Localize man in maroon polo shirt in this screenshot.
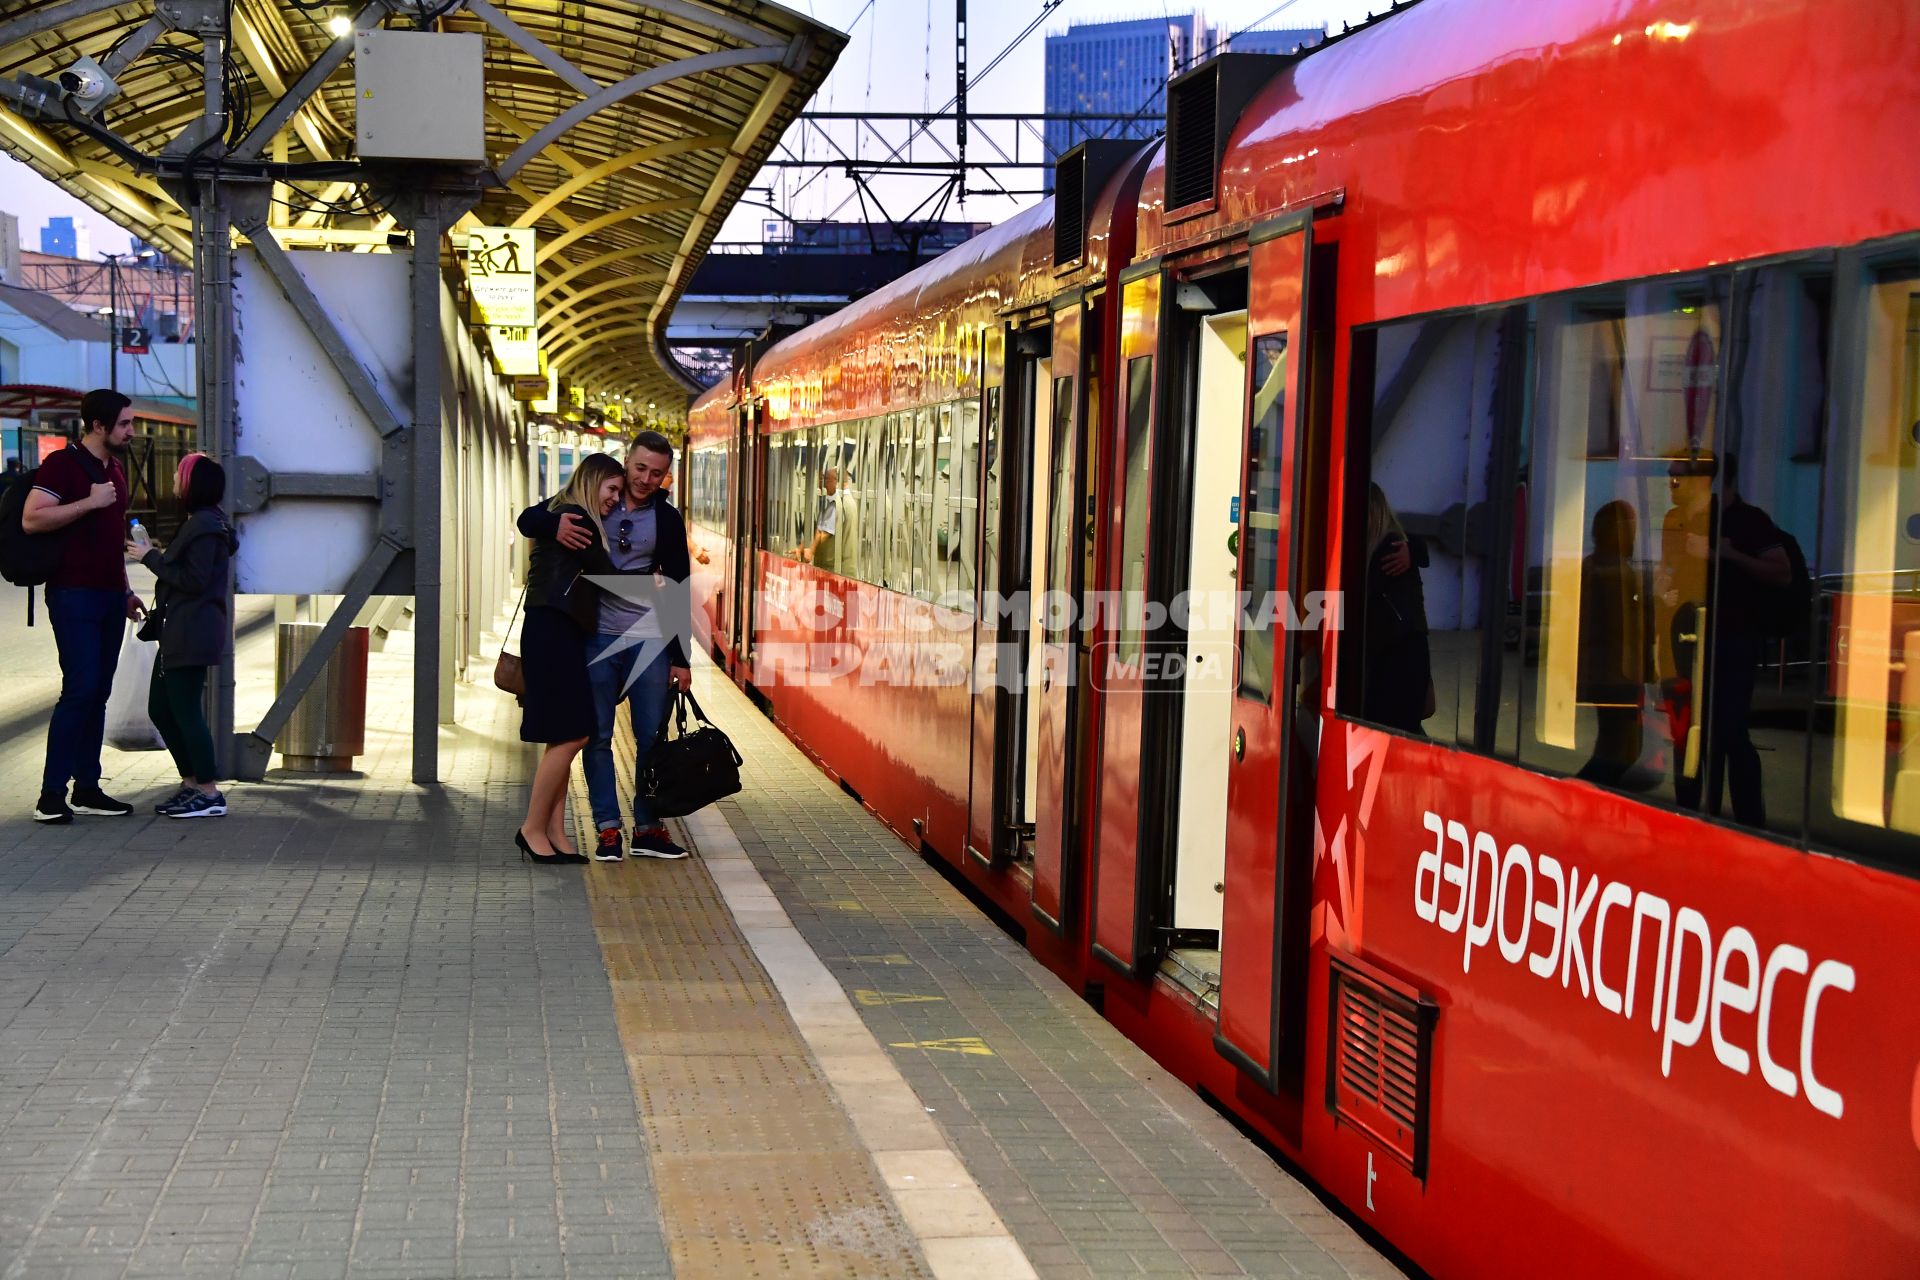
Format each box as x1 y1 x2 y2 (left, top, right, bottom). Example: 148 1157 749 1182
24 389 147 823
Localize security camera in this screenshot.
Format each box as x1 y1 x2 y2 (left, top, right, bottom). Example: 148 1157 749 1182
56 56 118 113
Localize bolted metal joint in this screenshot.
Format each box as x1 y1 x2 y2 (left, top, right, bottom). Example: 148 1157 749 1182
156 0 238 34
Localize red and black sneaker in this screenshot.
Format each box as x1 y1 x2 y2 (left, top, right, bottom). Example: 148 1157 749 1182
630 826 688 860
593 827 625 862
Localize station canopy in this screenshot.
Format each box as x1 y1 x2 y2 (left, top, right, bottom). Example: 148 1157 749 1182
0 1 845 407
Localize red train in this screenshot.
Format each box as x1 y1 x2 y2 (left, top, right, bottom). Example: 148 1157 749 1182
681 1 1920 1274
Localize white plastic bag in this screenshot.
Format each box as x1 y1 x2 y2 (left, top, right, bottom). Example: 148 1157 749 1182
105 622 164 751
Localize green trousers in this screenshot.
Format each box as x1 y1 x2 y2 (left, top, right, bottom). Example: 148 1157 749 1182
149 663 218 783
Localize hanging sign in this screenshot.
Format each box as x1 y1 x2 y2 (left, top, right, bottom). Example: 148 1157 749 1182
465 227 536 327
488 324 541 376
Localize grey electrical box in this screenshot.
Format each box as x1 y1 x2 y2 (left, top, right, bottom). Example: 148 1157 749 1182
354 30 485 163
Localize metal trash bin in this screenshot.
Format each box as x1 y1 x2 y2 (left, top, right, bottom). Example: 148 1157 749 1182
275 623 370 773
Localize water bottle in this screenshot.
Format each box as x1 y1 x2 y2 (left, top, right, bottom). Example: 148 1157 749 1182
130 519 150 552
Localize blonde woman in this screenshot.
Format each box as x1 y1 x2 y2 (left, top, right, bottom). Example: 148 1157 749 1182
516 452 624 864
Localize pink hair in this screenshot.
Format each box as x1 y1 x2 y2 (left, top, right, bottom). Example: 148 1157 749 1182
175 451 206 495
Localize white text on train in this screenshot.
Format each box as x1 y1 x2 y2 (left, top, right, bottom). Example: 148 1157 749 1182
1413 812 1855 1118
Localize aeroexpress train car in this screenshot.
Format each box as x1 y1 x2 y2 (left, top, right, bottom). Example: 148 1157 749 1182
681 0 1920 1273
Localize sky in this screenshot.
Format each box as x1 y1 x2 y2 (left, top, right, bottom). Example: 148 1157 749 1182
0 1 1381 257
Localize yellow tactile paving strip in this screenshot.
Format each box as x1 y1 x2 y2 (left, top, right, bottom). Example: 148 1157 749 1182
568 771 930 1279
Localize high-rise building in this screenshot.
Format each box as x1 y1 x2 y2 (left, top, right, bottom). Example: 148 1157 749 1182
38 215 90 260
1042 13 1324 191
1220 24 1328 58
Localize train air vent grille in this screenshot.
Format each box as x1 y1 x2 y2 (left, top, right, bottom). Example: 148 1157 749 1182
1166 66 1218 210
1054 150 1086 265
1327 957 1434 1178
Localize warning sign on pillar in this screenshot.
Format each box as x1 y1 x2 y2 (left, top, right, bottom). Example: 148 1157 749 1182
464 227 536 327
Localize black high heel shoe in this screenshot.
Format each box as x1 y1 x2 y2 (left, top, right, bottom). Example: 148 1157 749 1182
516 830 570 865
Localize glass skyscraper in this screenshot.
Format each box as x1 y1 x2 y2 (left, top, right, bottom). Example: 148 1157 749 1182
1042 13 1324 191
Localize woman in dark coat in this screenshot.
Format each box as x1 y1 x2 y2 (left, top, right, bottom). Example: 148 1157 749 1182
126 453 237 818
516 452 624 864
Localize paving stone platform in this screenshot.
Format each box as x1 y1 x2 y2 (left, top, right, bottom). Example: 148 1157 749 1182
0 577 1399 1280
685 666 1399 1280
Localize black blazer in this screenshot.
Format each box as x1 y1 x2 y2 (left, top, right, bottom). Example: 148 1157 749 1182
521 503 616 634
517 496 693 664
141 507 237 667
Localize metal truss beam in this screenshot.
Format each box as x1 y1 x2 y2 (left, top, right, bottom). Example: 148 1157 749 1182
496 44 794 181
231 0 385 162
535 240 680 298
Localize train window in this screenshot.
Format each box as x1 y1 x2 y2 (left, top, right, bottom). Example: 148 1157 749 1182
1813 248 1920 864
931 406 957 601
1517 274 1733 794
764 434 787 556
1237 333 1287 703
839 426 861 579
1045 375 1076 645
1117 355 1155 663
883 413 908 593
911 409 935 599
954 400 982 608
980 388 1002 608
860 420 880 585
812 424 841 573
1327 252 1920 871
1343 310 1517 743
792 428 817 554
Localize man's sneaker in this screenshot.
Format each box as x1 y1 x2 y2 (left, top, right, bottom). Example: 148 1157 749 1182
154 786 195 814
631 826 688 859
33 792 72 825
593 828 625 862
162 790 227 820
70 787 132 817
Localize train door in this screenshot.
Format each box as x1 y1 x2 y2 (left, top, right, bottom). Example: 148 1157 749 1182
1215 214 1329 1092
1167 296 1250 959
967 326 1017 869
1030 297 1083 930
1091 266 1164 971
733 401 760 671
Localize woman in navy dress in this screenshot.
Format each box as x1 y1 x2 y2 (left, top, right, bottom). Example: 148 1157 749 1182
517 452 624 864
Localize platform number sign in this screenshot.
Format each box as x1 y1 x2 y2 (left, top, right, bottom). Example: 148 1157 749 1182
465 227 536 328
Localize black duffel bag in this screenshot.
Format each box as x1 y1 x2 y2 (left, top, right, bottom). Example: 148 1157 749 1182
638 689 743 819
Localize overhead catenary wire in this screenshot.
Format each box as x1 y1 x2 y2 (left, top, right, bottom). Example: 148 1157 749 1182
799 0 1061 224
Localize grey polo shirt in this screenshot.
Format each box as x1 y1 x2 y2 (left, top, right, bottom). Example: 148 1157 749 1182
598 496 661 638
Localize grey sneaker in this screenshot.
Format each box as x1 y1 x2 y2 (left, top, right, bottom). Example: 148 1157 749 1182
162 790 227 820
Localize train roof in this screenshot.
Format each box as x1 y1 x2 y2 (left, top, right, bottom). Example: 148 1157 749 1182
1133 0 1920 310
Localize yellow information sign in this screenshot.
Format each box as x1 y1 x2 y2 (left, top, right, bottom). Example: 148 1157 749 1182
465 227 535 327
488 324 540 376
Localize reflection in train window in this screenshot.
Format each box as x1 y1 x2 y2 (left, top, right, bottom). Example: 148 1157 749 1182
1815 250 1920 865
1117 356 1154 663
1237 333 1287 704
1344 310 1513 745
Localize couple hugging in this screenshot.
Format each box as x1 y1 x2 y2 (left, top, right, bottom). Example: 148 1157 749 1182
514 431 695 865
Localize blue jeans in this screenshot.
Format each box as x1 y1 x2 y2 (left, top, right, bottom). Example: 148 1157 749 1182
44 587 126 795
583 635 674 832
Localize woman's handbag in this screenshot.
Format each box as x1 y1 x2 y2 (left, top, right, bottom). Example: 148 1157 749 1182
493 588 527 699
638 689 743 819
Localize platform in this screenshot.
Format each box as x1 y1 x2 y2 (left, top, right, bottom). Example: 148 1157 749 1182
0 580 1400 1279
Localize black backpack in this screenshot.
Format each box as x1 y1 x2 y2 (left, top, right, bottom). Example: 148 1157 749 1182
1755 528 1813 640
0 467 65 624
0 448 109 625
